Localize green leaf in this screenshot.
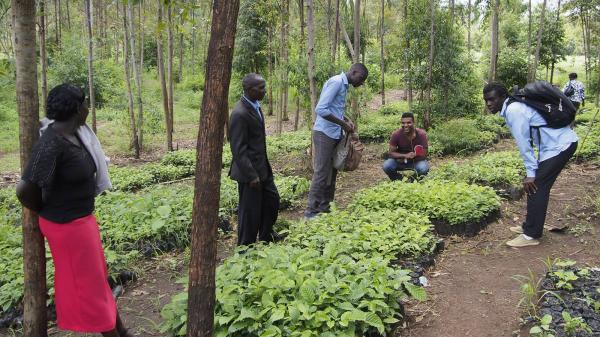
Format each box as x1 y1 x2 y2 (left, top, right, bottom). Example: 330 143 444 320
151 219 166 231
403 282 427 302
156 205 172 218
365 312 385 334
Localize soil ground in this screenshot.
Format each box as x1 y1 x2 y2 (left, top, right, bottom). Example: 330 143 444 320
3 89 599 337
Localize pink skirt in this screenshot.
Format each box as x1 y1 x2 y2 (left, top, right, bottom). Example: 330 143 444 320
39 214 117 333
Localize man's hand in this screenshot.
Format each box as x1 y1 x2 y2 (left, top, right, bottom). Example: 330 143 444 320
523 177 537 195
405 152 416 159
249 177 261 189
343 121 355 133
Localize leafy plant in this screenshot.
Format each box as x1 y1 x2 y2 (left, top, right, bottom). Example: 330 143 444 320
428 118 497 156
561 311 592 336
529 314 556 337
379 101 409 116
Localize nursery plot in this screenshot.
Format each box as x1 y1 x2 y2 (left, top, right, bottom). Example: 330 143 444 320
427 151 524 199
428 118 498 156
530 260 600 337
349 180 501 236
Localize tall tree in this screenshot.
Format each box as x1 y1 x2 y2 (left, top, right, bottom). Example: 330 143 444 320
380 0 385 105
489 0 499 82
157 0 173 151
122 0 140 158
186 1 240 336
295 0 305 131
39 0 48 114
404 0 412 108
12 1 47 336
280 0 290 126
425 0 436 129
167 3 175 136
527 0 532 69
529 0 547 82
85 0 97 133
306 0 317 121
353 0 361 61
127 1 144 149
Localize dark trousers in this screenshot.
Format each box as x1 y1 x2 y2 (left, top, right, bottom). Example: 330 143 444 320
305 131 340 217
523 142 577 238
237 178 280 246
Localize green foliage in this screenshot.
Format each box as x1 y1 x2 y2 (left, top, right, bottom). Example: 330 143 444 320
358 114 401 143
275 176 310 209
497 51 529 89
232 0 269 75
428 151 524 192
378 102 409 116
529 314 555 337
574 120 600 161
561 311 592 336
428 118 497 156
349 180 501 226
266 130 312 158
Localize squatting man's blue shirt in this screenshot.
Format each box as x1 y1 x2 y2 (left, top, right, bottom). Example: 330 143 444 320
500 98 579 178
312 72 349 140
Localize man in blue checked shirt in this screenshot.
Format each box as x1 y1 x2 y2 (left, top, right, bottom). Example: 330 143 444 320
304 63 368 219
563 72 585 111
483 82 578 248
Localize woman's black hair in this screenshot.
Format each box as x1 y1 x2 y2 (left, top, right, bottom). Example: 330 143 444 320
46 84 85 121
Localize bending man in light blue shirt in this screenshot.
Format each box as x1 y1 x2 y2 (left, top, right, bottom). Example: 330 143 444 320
304 63 368 219
483 82 578 248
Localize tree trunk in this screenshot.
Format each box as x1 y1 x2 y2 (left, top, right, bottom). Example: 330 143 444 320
281 0 289 123
191 5 197 75
140 2 145 83
549 0 560 85
178 16 184 82
353 0 360 62
127 2 144 150
306 0 317 121
85 0 96 133
122 1 139 158
157 0 172 151
340 18 355 61
425 0 435 130
39 0 48 114
467 0 471 54
65 0 70 29
489 0 499 82
53 0 60 46
404 0 412 108
596 45 600 107
529 0 547 82
332 0 340 64
167 4 175 135
267 27 274 117
526 0 532 70
186 1 240 336
380 0 385 106
294 94 300 131
12 1 47 336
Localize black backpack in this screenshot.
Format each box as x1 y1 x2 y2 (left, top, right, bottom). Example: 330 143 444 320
563 82 575 97
508 81 576 128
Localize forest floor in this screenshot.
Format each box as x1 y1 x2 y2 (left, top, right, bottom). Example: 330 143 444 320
5 89 600 337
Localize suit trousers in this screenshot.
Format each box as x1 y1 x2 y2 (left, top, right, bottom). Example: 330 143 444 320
523 142 577 238
305 131 340 217
237 178 280 246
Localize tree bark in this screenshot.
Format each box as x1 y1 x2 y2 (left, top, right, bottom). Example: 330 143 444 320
157 0 172 151
281 0 289 123
12 1 47 336
549 0 561 85
122 0 139 158
186 1 240 336
527 0 532 70
306 0 317 121
332 0 340 64
127 2 144 150
380 0 385 106
353 0 361 62
85 0 96 133
39 0 48 114
529 0 547 82
65 0 70 30
404 0 412 108
53 0 60 46
178 16 184 82
489 0 499 82
167 4 175 135
267 27 274 117
425 0 436 130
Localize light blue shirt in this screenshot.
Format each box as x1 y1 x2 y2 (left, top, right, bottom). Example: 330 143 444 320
242 95 263 121
313 72 349 140
500 99 578 178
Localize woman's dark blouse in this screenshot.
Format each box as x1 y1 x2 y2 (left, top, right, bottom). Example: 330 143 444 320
22 126 97 223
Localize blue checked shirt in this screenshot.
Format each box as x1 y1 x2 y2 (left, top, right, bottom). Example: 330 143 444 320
562 80 585 103
312 72 349 140
500 99 578 178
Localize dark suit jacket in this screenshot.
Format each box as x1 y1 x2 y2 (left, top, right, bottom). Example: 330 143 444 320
228 99 273 183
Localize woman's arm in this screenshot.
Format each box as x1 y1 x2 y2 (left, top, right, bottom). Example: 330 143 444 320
16 180 43 212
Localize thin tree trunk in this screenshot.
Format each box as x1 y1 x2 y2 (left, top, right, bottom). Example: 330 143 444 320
297 0 305 127
353 0 360 62
186 1 240 336
527 0 532 70
140 2 145 79
167 4 175 135
157 0 172 151
282 0 289 122
191 5 197 75
332 0 340 64
65 0 70 29
549 0 561 84
267 27 274 117
596 45 600 107
127 2 144 150
85 0 96 133
178 16 184 82
122 1 139 158
467 0 471 54
380 0 385 106
54 0 59 46
404 0 412 108
425 0 436 130
12 0 47 335
327 0 332 55
340 18 355 61
361 0 366 64
39 0 48 114
529 0 547 82
306 0 317 121
294 94 300 131
489 0 499 82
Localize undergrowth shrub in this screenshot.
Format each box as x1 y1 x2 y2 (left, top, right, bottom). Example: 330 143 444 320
379 101 408 116
574 122 600 162
428 118 497 156
428 151 524 193
358 114 400 143
349 180 501 226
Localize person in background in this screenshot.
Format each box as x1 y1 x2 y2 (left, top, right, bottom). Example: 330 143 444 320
483 82 578 248
382 112 429 181
229 73 281 246
304 63 368 219
563 72 585 111
16 84 133 337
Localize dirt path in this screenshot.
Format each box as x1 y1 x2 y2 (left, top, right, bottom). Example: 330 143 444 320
401 162 600 337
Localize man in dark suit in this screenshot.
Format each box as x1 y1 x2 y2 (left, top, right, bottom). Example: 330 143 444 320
229 73 280 246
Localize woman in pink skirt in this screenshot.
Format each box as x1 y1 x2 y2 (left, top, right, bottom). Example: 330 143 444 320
16 84 133 337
